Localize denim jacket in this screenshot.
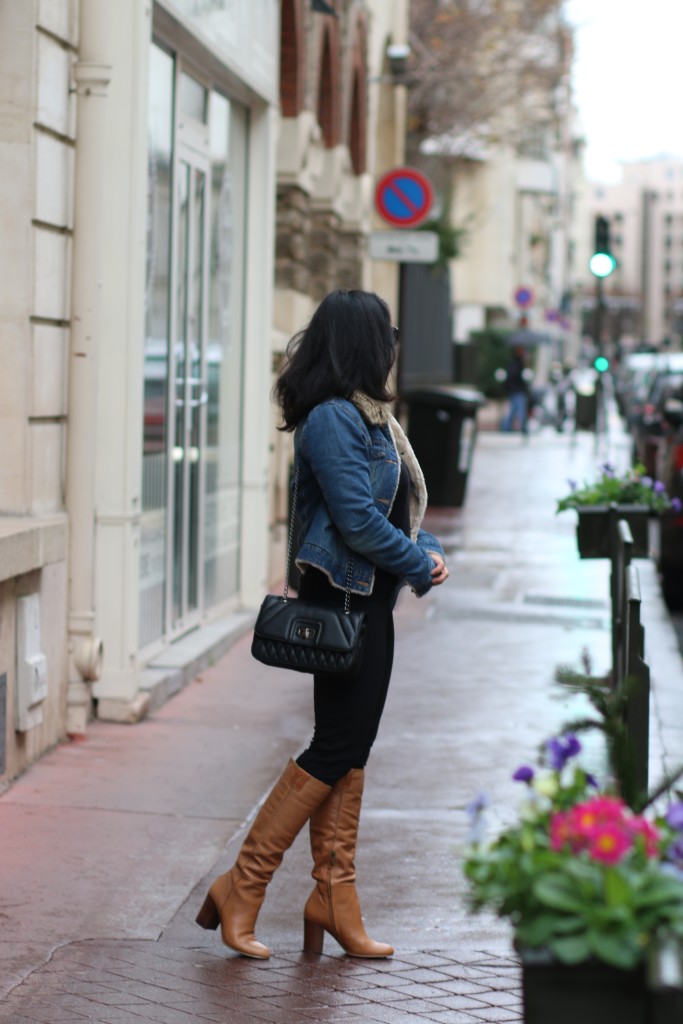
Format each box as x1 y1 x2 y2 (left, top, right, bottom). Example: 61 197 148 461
293 393 445 597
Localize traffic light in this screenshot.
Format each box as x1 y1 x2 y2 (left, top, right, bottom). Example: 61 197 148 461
593 355 610 373
595 215 610 253
589 215 617 278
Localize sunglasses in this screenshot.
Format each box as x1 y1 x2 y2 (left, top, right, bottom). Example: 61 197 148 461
391 326 400 344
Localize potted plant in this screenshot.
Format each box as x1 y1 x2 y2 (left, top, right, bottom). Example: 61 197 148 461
463 733 683 1023
556 462 681 559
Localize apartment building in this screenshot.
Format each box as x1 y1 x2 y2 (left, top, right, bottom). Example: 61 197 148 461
579 158 683 349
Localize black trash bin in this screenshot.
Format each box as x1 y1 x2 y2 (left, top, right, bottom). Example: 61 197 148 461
404 385 486 507
574 389 598 430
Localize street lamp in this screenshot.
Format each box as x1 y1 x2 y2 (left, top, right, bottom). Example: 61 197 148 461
368 43 412 86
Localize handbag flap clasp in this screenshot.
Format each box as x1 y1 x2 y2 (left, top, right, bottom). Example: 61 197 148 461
293 619 321 643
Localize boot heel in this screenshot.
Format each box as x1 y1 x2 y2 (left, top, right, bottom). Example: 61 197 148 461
303 918 325 954
195 893 219 931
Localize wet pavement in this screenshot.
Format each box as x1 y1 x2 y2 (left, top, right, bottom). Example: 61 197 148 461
1 417 682 1023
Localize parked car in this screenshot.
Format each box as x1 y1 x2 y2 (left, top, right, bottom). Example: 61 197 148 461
655 384 683 607
630 369 683 477
615 352 660 425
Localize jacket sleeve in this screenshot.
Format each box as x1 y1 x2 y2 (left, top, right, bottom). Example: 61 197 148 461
416 528 445 561
301 403 437 595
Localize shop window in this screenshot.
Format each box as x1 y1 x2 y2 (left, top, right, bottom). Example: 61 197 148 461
179 70 207 122
141 42 174 647
141 40 249 648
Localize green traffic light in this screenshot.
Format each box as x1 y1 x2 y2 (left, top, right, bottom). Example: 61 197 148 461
594 356 610 373
589 252 617 278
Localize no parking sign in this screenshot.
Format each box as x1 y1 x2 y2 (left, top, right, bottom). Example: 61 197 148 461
374 167 434 228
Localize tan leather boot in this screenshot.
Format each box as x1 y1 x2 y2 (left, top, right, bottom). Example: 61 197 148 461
303 768 394 958
196 758 331 959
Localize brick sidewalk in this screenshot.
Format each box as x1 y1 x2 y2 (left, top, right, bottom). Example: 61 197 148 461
3 426 682 1023
0 939 522 1024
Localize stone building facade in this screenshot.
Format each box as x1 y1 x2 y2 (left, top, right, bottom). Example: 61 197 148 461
0 0 411 789
269 0 411 577
0 0 280 784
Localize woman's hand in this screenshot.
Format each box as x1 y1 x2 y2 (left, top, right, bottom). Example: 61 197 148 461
428 552 449 586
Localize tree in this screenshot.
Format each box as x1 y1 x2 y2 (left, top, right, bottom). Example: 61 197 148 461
407 0 570 165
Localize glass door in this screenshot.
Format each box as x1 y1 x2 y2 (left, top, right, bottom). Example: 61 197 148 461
141 47 248 650
170 147 209 632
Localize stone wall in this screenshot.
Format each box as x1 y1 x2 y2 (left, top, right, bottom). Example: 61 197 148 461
276 186 365 299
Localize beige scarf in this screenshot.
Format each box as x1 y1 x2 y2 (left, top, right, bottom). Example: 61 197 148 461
350 392 428 540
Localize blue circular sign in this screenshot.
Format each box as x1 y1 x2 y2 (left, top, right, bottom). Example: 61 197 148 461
514 286 534 308
375 167 434 228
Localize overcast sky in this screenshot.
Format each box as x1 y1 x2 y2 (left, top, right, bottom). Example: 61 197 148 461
565 0 683 183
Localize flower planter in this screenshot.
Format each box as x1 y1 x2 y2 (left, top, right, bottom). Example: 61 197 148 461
521 948 683 1024
576 504 650 559
521 948 647 1024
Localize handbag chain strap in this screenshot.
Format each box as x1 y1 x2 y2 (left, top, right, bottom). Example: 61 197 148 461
283 458 353 615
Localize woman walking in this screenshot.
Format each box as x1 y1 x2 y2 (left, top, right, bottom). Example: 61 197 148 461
196 289 448 960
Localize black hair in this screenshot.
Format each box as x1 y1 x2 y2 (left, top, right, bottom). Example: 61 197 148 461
274 289 397 431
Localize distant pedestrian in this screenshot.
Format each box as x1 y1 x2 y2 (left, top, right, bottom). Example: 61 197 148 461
195 289 448 961
501 346 530 434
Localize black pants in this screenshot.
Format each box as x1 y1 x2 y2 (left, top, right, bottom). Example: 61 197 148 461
296 569 396 786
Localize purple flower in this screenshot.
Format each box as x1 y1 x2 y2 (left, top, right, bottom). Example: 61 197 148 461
546 733 582 771
666 802 683 831
567 479 577 492
564 734 581 758
601 462 616 477
641 476 653 489
654 480 667 494
661 861 683 880
466 792 490 844
672 497 683 514
466 792 490 821
585 773 599 789
666 835 683 865
512 765 534 783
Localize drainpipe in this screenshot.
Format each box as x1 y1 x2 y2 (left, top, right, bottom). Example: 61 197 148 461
65 0 111 736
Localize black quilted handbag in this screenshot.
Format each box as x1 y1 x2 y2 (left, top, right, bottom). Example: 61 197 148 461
251 461 367 678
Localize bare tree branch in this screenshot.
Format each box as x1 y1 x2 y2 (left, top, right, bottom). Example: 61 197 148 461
407 0 571 163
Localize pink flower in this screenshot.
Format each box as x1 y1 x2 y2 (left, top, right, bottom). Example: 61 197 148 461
587 824 632 864
568 797 626 844
578 796 626 823
548 795 660 865
550 811 573 852
626 817 660 858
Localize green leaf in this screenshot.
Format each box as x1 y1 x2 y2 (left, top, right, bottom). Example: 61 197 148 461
635 875 683 909
563 858 603 886
516 914 562 946
549 933 591 964
604 868 632 907
532 874 585 913
587 929 641 969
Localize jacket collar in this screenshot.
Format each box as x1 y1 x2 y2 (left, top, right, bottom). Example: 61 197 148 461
349 392 428 538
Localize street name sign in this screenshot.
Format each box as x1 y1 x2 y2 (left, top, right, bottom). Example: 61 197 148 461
369 230 439 263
